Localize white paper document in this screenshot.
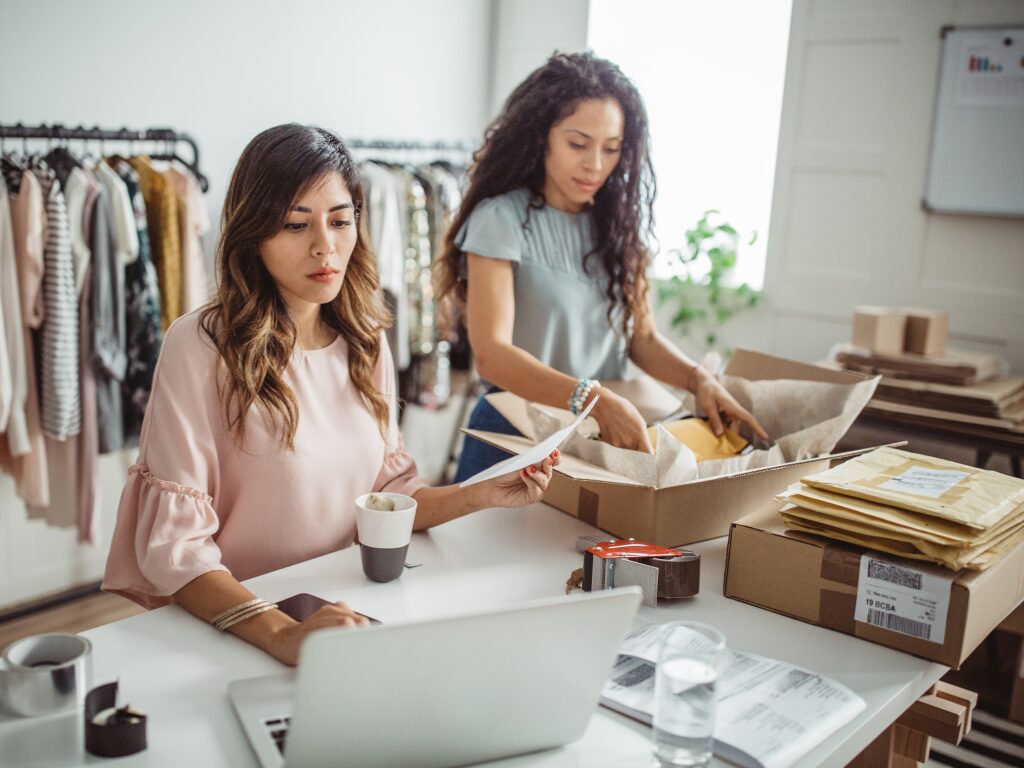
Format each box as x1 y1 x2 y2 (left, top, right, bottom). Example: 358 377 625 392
458 396 599 487
600 624 866 768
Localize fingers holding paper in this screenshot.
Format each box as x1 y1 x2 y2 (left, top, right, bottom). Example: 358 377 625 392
695 374 770 442
484 452 560 508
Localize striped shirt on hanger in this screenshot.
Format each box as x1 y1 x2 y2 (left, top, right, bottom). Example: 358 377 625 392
32 160 81 440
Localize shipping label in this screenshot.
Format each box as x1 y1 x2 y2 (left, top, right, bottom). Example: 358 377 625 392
854 556 953 644
879 467 969 499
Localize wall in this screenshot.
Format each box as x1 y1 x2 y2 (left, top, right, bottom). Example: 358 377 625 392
0 0 494 609
762 0 1024 369
488 0 590 118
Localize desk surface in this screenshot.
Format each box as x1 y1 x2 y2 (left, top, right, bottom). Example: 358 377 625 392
0 503 947 768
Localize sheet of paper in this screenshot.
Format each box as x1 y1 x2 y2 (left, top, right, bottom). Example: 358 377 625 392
601 623 866 768
458 396 599 487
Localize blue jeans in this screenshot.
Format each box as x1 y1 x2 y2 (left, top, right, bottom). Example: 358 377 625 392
454 389 523 483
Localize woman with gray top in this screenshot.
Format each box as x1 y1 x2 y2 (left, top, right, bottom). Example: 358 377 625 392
435 51 768 483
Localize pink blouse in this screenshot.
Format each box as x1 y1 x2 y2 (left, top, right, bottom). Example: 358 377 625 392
103 310 427 608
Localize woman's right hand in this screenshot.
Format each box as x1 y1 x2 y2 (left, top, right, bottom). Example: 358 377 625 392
592 389 653 453
267 602 370 666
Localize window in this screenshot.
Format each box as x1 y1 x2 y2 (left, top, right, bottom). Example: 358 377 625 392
588 0 792 289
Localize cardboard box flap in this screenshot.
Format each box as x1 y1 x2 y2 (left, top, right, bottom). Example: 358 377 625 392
461 428 646 486
726 348 868 386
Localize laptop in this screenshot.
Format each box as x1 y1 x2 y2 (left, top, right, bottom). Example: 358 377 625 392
228 588 641 768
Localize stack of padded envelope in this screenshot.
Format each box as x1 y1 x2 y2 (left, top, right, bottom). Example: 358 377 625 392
775 446 1024 571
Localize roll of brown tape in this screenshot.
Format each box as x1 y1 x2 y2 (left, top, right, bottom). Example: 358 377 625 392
651 550 701 598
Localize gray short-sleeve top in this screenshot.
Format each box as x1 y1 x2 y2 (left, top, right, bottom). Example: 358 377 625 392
455 188 629 380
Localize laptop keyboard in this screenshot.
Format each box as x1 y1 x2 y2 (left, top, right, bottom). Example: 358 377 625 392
263 715 292 755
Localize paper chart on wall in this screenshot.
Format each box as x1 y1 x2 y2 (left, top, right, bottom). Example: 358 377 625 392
457 396 599 487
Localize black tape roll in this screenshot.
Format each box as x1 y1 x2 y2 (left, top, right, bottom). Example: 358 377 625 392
84 681 147 757
650 550 701 598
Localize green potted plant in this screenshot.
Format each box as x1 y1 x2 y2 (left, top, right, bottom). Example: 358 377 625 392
655 209 762 350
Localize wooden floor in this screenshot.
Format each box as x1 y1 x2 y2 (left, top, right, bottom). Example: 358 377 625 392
0 590 144 651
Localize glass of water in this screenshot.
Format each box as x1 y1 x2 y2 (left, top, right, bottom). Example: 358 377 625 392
653 621 727 767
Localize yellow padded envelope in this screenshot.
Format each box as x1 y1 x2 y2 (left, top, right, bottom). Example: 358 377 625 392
647 418 748 461
800 446 1024 530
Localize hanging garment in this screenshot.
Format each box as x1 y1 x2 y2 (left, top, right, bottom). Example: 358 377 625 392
31 160 81 440
131 157 181 331
63 168 92 295
0 166 49 508
360 161 409 371
94 160 137 266
0 181 19 435
89 180 126 454
165 163 210 313
110 159 162 443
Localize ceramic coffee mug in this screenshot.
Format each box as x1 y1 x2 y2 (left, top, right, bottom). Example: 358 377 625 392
355 492 417 583
0 633 92 717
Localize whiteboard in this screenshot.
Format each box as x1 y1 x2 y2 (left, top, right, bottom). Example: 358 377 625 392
924 26 1024 217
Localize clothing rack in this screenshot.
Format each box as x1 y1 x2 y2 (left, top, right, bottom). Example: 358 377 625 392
346 138 476 155
0 121 209 191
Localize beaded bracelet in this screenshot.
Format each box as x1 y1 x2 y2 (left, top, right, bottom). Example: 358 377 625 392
568 378 600 415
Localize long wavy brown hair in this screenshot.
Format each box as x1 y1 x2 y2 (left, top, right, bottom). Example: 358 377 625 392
199 124 391 450
435 51 656 336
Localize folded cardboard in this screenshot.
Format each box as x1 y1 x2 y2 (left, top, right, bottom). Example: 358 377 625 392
724 504 1024 668
465 349 878 546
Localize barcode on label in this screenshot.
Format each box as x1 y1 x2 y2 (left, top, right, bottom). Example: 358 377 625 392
613 661 655 688
867 561 922 590
866 609 932 640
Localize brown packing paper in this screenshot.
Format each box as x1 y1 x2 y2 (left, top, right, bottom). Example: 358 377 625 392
801 446 1024 530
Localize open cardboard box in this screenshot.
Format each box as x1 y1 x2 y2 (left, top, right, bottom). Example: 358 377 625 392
724 504 1024 668
464 349 880 546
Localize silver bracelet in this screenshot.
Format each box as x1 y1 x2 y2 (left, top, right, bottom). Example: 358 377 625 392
217 602 278 632
210 598 267 630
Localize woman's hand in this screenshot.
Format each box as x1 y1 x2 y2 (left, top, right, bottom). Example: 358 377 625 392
693 369 769 441
477 452 559 508
593 389 653 453
267 602 370 666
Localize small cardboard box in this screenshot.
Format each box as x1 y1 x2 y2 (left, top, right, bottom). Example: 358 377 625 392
904 309 949 357
465 349 875 546
853 306 907 354
724 505 1024 668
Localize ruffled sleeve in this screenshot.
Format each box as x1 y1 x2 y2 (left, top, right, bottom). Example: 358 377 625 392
370 333 429 499
103 313 228 608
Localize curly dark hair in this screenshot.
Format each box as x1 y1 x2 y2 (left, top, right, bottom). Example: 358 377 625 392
435 50 656 337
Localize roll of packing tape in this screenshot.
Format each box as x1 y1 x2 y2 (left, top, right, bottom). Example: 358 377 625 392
84 681 147 757
651 550 701 598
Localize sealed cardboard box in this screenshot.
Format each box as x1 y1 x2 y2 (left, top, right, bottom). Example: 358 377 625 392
724 504 1024 668
904 309 949 357
853 306 907 355
465 349 877 546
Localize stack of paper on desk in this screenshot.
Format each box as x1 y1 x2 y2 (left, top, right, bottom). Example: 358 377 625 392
775 446 1024 571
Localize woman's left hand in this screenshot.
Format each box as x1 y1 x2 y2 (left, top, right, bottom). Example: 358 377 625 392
478 451 560 508
694 371 770 442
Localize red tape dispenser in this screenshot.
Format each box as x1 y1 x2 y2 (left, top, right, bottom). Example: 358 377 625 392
576 536 700 607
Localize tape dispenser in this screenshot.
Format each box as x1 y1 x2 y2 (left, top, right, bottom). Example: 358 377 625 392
574 536 700 607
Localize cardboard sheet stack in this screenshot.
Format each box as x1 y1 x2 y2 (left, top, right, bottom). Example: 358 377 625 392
776 446 1024 571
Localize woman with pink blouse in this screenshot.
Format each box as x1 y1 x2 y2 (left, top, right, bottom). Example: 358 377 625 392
103 124 557 666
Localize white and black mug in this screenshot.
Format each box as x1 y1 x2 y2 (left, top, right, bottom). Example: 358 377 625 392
0 633 92 717
355 492 417 583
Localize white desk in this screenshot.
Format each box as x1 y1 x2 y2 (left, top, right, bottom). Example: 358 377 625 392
0 502 947 767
